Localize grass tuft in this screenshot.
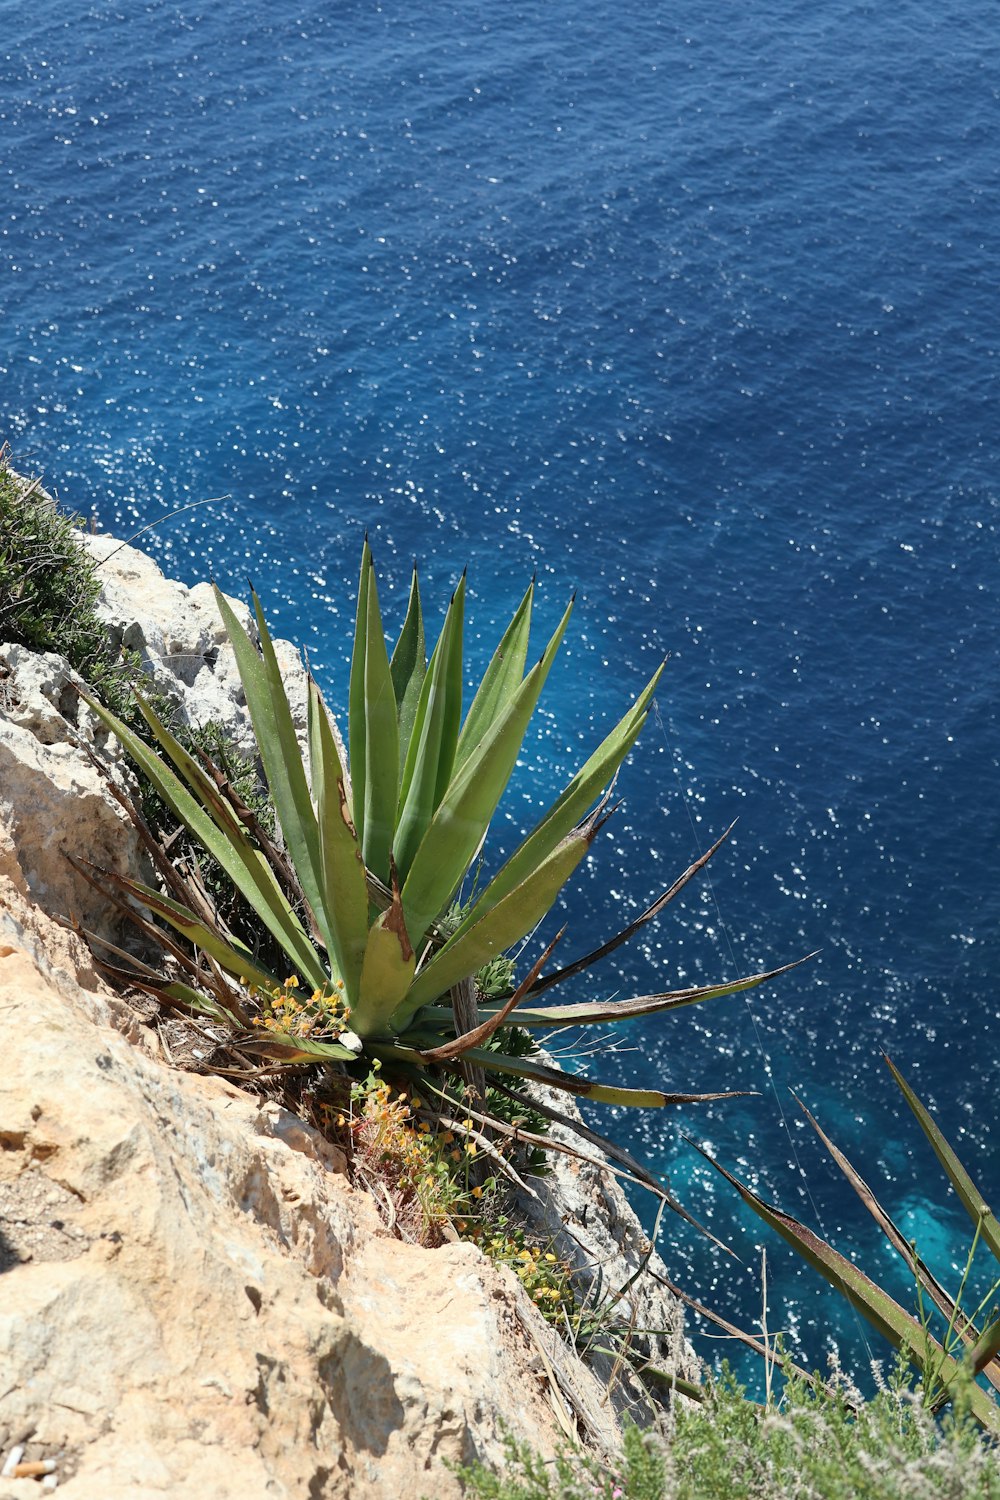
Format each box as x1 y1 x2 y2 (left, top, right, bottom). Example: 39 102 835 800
453 1360 1000 1499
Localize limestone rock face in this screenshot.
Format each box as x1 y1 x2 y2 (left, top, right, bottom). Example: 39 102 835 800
515 1088 700 1416
79 534 310 759
0 886 606 1499
0 644 147 947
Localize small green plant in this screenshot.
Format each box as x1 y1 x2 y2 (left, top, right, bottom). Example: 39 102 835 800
0 452 223 754
0 455 104 668
0 452 140 719
321 1066 578 1317
472 1222 576 1319
452 1360 1000 1500
699 1057 1000 1432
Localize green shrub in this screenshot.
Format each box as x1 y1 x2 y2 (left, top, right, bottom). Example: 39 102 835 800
453 1363 1000 1500
0 452 163 726
0 456 109 681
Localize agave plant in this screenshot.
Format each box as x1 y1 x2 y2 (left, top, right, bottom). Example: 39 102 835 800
697 1056 1000 1432
80 543 797 1126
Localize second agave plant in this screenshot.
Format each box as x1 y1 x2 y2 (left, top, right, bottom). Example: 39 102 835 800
82 543 798 1119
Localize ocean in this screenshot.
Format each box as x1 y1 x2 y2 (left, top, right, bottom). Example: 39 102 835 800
5 0 1000 1385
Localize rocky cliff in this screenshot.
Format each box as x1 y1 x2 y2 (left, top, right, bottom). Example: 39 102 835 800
0 529 692 1497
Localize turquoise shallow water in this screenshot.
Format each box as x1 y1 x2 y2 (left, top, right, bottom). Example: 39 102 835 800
5 0 1000 1382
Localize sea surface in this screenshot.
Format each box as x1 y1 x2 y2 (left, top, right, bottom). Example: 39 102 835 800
5 0 1000 1387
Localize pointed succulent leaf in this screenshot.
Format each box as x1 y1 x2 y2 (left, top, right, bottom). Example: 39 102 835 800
81 688 327 989
693 1142 1000 1434
309 679 369 1003
793 1092 993 1374
240 1030 364 1064
416 928 561 1062
886 1055 1000 1265
401 597 573 950
214 584 339 966
389 565 427 775
130 689 250 845
447 662 664 946
348 542 373 838
161 980 241 1025
93 868 285 994
393 575 466 880
453 578 534 770
528 822 736 997
358 560 401 884
499 957 811 1028
394 827 592 1024
459 1047 745 1108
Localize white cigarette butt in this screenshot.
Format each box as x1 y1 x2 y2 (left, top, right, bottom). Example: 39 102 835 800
1 1444 24 1478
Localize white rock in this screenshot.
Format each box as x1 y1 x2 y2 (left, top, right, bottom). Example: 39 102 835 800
79 534 311 759
0 645 147 948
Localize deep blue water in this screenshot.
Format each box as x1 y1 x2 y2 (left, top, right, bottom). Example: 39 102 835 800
5 0 1000 1386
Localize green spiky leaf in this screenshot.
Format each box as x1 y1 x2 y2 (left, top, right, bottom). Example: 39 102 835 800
447 662 664 946
395 825 593 1024
355 875 416 1039
81 687 327 990
499 957 810 1028
695 1141 1000 1435
389 565 427 775
886 1055 1000 1265
401 597 573 949
213 585 340 974
393 575 466 880
453 578 534 770
460 1047 747 1109
308 678 369 1003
